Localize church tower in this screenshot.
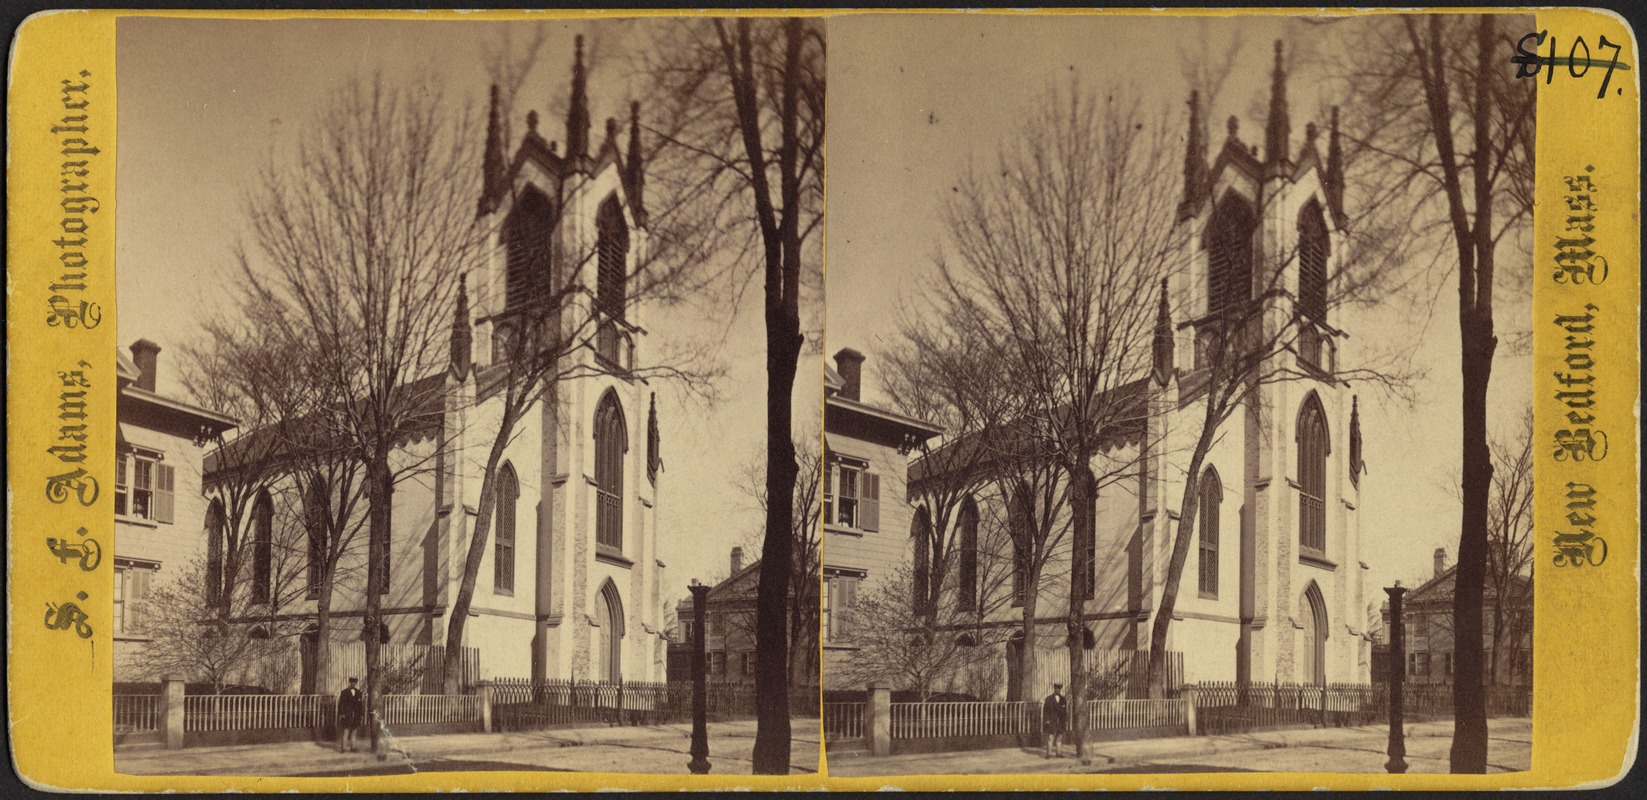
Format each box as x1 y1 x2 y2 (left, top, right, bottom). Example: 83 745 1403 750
443 33 667 684
1158 40 1370 686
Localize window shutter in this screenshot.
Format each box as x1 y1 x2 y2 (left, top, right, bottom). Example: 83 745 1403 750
154 464 175 524
822 464 834 525
838 578 857 636
858 474 880 532
129 569 152 631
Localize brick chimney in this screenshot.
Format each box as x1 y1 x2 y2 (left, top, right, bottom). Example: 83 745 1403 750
1434 547 1447 579
130 339 161 392
730 546 743 576
834 348 865 401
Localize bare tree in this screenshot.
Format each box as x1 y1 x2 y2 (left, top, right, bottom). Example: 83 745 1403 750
1485 410 1533 686
931 78 1184 756
730 435 823 689
833 562 1006 703
640 18 824 774
237 73 485 755
1337 15 1535 772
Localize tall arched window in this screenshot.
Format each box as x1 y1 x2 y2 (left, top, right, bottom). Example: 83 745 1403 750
595 195 629 321
304 481 328 599
1301 582 1328 685
495 462 518 593
1297 393 1330 556
1197 468 1222 599
1207 192 1256 314
206 498 225 607
251 491 273 604
1009 482 1031 607
597 580 625 682
1297 199 1330 321
503 186 555 312
912 507 932 616
594 391 628 554
958 497 980 613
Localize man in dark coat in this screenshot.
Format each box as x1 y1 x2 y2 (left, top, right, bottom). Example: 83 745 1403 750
1042 683 1068 758
337 677 365 753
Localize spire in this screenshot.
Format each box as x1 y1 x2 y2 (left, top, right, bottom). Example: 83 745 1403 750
1152 278 1174 386
450 274 472 379
1264 40 1291 168
1325 106 1346 220
1178 90 1209 220
626 100 647 221
565 34 590 161
479 85 506 216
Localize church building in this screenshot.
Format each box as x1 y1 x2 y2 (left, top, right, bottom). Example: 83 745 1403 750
910 42 1375 698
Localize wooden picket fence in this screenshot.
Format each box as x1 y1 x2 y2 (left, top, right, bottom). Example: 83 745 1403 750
184 694 335 732
1081 698 1189 732
490 678 812 732
1190 681 1534 735
823 702 865 742
886 698 1187 741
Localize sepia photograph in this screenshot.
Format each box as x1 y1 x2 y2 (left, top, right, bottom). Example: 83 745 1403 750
821 13 1534 776
110 16 824 777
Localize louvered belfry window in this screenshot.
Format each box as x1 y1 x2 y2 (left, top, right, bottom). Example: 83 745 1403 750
1207 194 1256 315
596 196 629 322
1298 201 1330 322
594 392 628 554
504 187 555 312
1297 395 1329 556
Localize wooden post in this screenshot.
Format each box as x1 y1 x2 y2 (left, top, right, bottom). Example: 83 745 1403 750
479 680 493 733
161 678 185 749
867 683 892 757
1183 685 1198 736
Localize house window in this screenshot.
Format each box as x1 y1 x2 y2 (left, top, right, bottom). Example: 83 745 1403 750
710 651 725 676
1207 193 1256 315
958 498 979 612
741 652 753 676
115 453 173 523
824 573 858 641
1297 199 1330 323
495 462 518 594
114 563 155 636
1444 652 1453 677
1297 393 1329 557
1415 652 1431 677
251 491 273 604
594 392 628 555
1198 468 1222 599
825 459 879 531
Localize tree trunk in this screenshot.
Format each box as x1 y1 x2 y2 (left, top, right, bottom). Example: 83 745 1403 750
1065 462 1096 757
363 456 393 756
444 432 509 694
1450 312 1494 772
1148 413 1219 690
314 572 334 696
753 319 802 773
1018 590 1039 702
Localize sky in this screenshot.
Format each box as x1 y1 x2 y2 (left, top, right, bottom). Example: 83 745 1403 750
114 16 821 607
825 14 1534 597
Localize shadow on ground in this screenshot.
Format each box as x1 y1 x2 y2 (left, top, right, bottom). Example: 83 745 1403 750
295 759 573 777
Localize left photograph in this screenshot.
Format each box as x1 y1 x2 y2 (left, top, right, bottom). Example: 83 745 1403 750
112 16 824 777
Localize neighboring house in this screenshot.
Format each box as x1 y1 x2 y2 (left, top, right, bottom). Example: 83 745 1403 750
821 350 943 689
896 46 1376 699
202 40 671 690
1376 548 1532 686
667 547 819 689
114 340 238 682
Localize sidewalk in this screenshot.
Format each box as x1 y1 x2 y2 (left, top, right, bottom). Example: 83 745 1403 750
825 718 1533 776
115 718 823 777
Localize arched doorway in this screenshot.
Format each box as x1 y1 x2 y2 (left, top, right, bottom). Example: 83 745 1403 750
1005 632 1025 701
597 580 625 683
1301 582 1328 685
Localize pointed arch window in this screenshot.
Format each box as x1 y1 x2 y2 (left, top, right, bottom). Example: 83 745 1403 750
495 462 518 594
594 392 628 554
1207 193 1256 315
1197 468 1223 599
1297 394 1330 557
503 186 556 313
596 195 629 321
206 498 225 607
304 481 328 599
912 507 932 617
251 491 274 604
958 497 980 613
1297 200 1330 322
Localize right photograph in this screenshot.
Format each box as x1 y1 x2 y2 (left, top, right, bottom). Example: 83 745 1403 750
821 13 1534 776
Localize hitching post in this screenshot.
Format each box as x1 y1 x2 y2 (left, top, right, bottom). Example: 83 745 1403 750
687 582 711 774
1385 584 1409 774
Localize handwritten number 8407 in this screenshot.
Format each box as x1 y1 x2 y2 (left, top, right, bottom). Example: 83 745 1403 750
1513 32 1631 99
